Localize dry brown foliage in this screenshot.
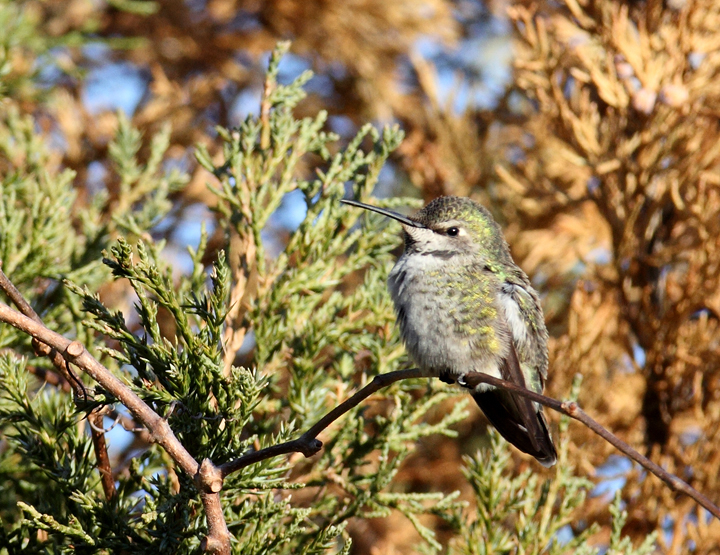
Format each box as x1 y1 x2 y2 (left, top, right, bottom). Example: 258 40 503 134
15 0 720 552
495 2 720 551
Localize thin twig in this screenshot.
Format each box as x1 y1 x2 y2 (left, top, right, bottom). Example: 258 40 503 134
0 266 38 319
219 368 424 477
0 268 84 397
459 371 720 521
89 410 117 500
222 363 720 522
108 407 153 436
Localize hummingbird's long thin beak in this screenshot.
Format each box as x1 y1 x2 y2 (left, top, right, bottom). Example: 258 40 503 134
341 199 426 228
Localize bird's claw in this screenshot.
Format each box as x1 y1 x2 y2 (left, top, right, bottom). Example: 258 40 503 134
456 374 470 389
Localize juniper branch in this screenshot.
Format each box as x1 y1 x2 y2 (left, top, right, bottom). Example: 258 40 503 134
4 261 716 537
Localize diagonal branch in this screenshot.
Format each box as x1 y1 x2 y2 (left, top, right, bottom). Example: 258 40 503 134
0 268 85 397
0 302 201 477
0 268 115 499
219 368 424 477
458 371 720 521
0 300 230 554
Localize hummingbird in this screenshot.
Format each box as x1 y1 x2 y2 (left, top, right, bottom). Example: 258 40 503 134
342 196 557 467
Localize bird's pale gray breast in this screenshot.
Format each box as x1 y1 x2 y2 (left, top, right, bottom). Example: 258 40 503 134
388 254 507 381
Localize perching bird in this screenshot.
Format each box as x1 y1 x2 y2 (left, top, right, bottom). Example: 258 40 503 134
342 196 557 466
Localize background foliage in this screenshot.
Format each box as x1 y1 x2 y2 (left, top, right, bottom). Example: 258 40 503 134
0 0 718 553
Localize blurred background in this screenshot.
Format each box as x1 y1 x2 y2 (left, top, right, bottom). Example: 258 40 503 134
5 0 720 552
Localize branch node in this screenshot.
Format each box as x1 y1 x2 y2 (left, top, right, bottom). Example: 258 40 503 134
66 341 84 359
32 338 52 357
298 438 323 457
201 535 226 555
197 458 224 493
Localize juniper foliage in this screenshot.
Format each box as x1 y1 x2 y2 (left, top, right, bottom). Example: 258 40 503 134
0 39 655 554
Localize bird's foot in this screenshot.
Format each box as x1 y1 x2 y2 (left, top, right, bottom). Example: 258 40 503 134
456 374 470 389
438 370 456 385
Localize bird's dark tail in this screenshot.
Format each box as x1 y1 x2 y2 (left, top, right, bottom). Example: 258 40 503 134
472 389 557 467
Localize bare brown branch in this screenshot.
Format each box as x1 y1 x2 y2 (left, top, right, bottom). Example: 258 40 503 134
198 459 230 555
219 368 424 477
0 267 39 321
200 491 231 555
220 361 720 523
88 410 117 500
0 268 84 397
459 371 720 521
219 359 720 524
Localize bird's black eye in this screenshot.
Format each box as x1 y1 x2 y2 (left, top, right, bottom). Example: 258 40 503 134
446 227 460 237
